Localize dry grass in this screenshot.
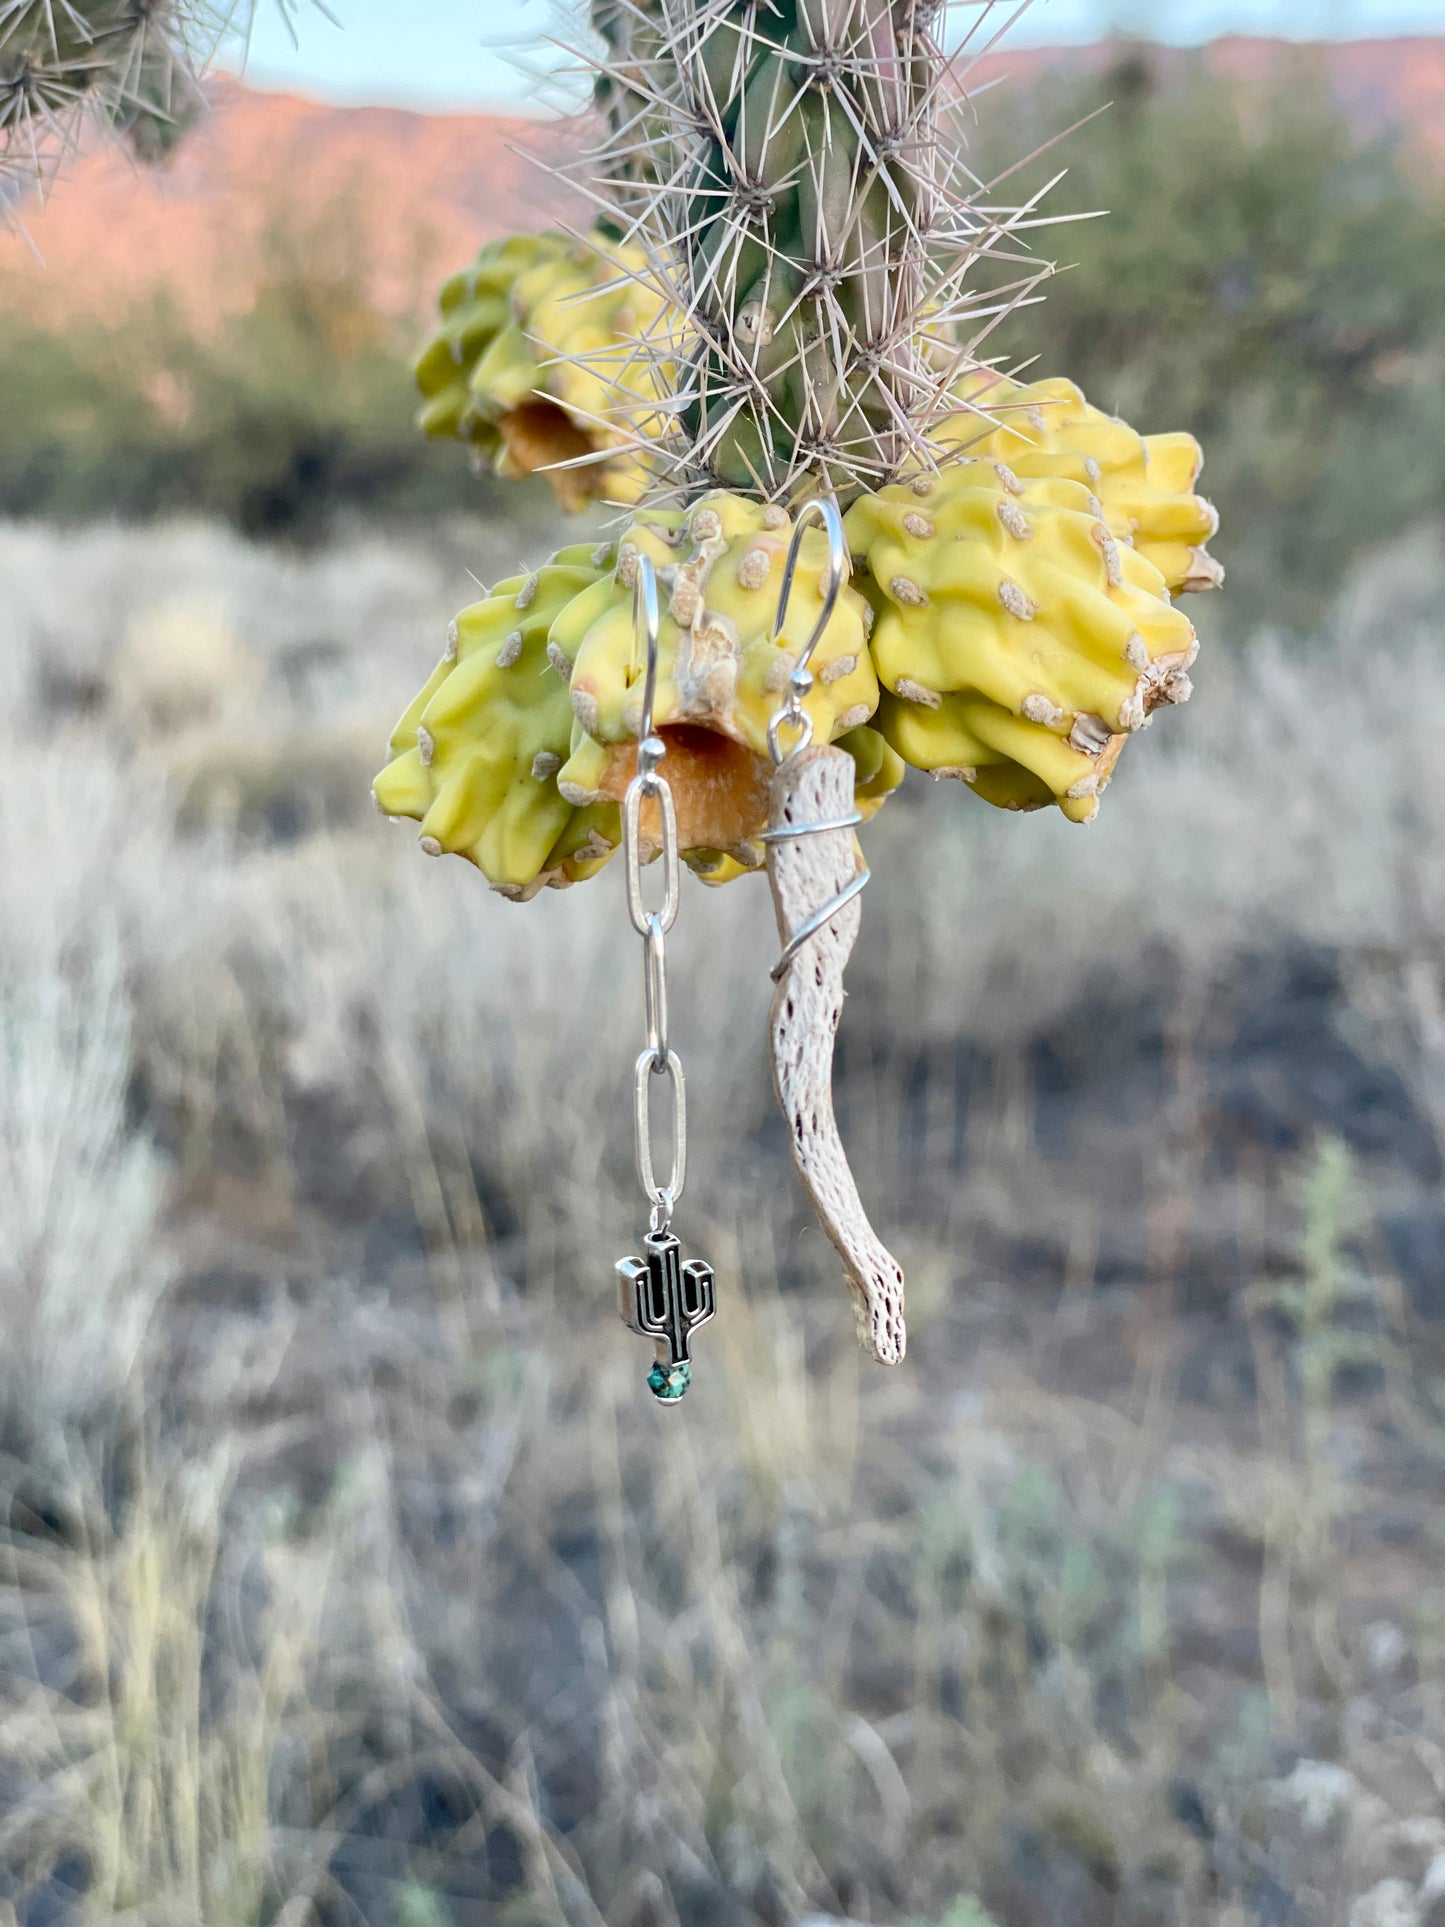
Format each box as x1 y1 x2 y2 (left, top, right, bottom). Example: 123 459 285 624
0 1442 330 1926
0 516 1442 1926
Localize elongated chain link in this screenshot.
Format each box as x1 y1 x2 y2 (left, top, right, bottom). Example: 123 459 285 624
623 554 686 1233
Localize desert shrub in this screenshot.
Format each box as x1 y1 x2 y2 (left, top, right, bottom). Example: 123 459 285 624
5 47 1444 623
0 190 540 540
971 43 1445 628
1 517 1444 1922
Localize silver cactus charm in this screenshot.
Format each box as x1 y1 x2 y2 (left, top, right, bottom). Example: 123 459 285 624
617 1229 716 1403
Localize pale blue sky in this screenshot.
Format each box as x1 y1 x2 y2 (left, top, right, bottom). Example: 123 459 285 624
232 0 1445 109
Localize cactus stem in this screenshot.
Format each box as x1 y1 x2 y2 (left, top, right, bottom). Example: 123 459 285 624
534 0 1072 502
2 0 262 206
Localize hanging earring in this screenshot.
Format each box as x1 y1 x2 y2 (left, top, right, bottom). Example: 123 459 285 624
614 552 716 1403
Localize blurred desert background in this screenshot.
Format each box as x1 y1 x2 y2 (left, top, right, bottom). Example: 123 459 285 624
2 16 1445 1927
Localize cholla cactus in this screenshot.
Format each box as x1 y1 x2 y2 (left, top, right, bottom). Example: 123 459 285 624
589 0 670 218
847 463 1200 823
373 543 624 897
614 0 992 496
373 504 905 890
379 2 1227 1375
413 230 672 510
931 372 1223 596
384 0 1222 891
0 0 282 203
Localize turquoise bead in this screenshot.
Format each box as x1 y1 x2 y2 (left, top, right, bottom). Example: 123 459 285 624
647 1359 692 1401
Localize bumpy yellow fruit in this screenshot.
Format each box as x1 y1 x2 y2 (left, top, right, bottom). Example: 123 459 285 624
412 230 671 511
413 234 551 456
547 494 888 873
933 376 1222 596
373 544 622 897
845 464 1200 825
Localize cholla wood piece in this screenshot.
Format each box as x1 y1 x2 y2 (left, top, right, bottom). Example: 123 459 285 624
766 743 905 1364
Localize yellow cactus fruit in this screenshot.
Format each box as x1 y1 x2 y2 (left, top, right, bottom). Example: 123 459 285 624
413 229 672 512
845 464 1200 826
838 724 907 821
412 234 556 456
932 376 1223 597
546 494 884 874
373 543 622 898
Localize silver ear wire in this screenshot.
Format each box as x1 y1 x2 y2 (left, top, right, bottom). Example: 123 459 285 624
632 550 663 773
760 496 868 978
767 494 850 767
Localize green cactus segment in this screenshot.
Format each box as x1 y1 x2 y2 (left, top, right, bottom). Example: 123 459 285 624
845 466 1201 824
650 0 945 499
413 229 671 510
1 0 225 195
545 491 883 873
837 722 905 813
936 375 1224 597
413 236 551 453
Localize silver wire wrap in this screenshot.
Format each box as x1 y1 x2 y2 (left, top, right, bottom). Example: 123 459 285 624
622 553 686 1234
762 495 871 981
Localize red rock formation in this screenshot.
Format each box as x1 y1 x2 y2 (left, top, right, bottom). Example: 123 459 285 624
2 40 1438 331
0 80 583 330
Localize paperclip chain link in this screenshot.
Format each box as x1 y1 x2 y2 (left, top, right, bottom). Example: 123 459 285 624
623 554 686 1233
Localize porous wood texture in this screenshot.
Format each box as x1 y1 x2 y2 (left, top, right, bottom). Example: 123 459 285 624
767 743 905 1364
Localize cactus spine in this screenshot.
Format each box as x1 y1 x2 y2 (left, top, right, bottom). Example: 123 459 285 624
589 0 671 225
620 0 969 500
0 0 250 200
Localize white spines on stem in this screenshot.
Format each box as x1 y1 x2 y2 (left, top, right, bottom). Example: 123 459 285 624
562 0 1058 504
0 0 303 208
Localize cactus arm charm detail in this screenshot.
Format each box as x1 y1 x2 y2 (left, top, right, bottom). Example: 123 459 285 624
765 744 906 1366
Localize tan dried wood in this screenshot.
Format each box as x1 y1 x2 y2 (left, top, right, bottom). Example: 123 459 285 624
766 744 906 1365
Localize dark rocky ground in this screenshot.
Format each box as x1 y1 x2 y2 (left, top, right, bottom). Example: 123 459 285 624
49 931 1435 1927
2 522 1443 1927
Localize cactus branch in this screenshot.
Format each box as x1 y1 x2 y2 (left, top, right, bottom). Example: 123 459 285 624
0 0 312 208
556 0 1062 503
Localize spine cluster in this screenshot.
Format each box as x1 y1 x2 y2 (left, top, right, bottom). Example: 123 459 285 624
1 0 248 205
575 0 1049 503
588 0 670 227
